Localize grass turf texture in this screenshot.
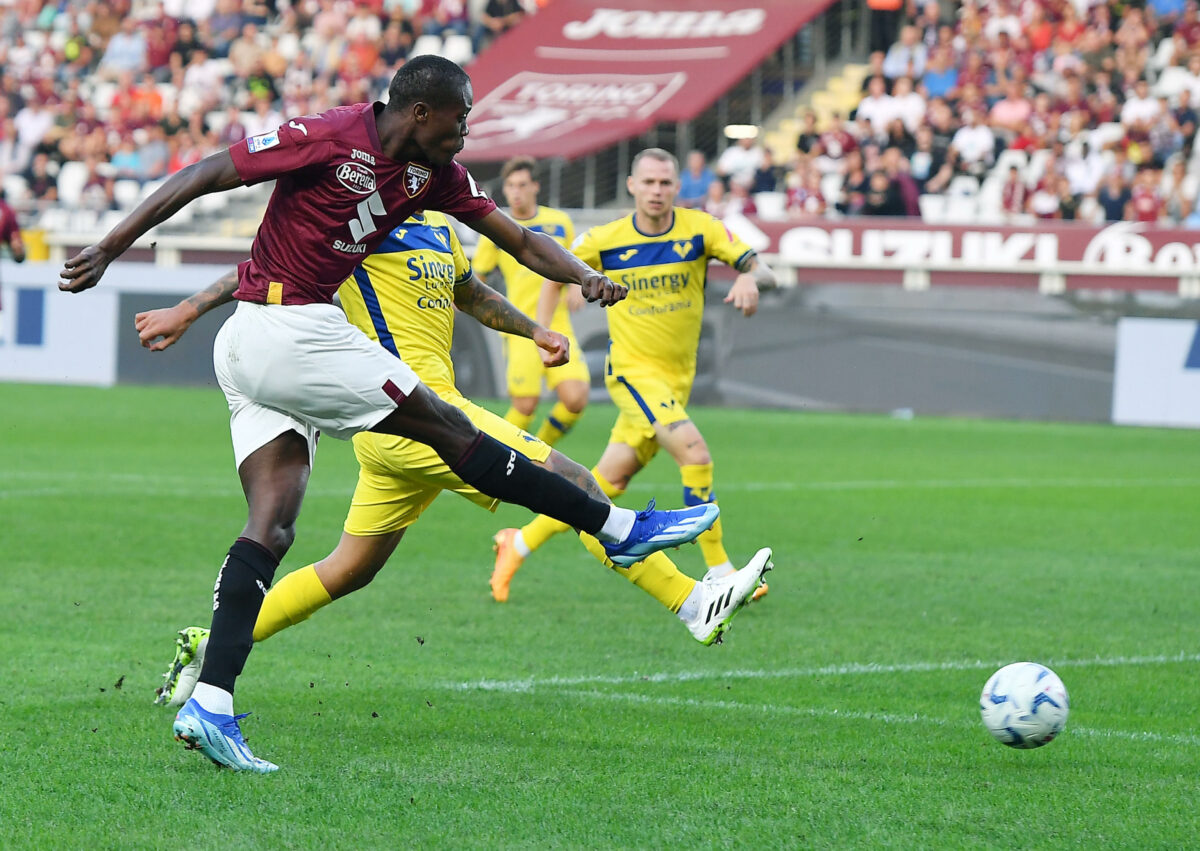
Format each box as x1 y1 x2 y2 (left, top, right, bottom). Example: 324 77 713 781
2 382 1199 848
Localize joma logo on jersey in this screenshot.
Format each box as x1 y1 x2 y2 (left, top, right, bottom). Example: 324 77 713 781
619 248 638 261
404 163 432 198
336 162 377 195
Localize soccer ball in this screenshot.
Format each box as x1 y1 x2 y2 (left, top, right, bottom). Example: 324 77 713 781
979 662 1069 749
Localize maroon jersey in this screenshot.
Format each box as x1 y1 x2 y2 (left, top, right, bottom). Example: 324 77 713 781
228 102 496 306
0 200 18 247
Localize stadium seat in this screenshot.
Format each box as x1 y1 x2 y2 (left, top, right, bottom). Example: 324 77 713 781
56 161 90 207
1025 148 1051 187
1089 123 1126 151
945 193 978 224
820 173 844 206
69 209 99 232
3 174 29 204
442 34 474 65
411 34 444 58
198 192 229 213
753 191 787 221
917 193 946 223
994 148 1027 177
975 178 1005 224
947 174 980 197
113 179 141 209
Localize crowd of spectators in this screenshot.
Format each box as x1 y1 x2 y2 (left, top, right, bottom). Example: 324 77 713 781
0 0 539 215
733 0 1200 226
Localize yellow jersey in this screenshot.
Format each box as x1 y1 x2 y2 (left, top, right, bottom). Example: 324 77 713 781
575 207 753 378
337 211 472 397
472 205 575 326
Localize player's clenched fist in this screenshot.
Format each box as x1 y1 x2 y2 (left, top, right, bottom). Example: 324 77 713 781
579 271 626 306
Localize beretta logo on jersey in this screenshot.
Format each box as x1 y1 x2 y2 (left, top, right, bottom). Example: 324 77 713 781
335 161 377 195
403 163 432 198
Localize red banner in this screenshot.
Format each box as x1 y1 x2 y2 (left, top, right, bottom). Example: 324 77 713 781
733 218 1200 291
459 0 828 162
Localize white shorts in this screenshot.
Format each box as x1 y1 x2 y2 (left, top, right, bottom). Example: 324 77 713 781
213 301 420 469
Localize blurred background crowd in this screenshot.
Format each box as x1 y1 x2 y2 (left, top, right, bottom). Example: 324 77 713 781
2 0 1199 227
680 0 1200 226
0 0 535 214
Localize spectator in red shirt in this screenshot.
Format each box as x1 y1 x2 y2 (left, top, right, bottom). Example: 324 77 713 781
1001 165 1028 221
1127 168 1166 221
1027 4 1055 53
1057 5 1086 45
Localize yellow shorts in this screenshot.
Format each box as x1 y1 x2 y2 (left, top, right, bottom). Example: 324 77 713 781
505 321 589 397
604 368 693 468
344 391 553 535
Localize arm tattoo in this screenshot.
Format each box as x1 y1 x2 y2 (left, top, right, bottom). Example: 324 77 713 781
185 268 239 317
454 276 539 339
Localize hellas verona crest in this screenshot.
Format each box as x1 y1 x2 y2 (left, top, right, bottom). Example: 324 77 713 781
404 163 432 198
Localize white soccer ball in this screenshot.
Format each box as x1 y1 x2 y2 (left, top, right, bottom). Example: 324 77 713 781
979 662 1069 749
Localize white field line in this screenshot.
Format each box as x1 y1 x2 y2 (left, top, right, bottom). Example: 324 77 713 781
556 688 1200 749
5 470 1200 500
442 653 1200 694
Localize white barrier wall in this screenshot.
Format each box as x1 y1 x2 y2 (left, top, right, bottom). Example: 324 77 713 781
0 261 226 386
1112 317 1200 428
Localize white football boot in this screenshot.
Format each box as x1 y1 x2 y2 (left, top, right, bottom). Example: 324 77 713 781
683 547 773 645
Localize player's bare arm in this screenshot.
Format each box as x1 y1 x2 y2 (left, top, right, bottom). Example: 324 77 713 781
135 267 240 351
454 275 569 366
469 209 627 307
59 150 243 293
725 253 778 317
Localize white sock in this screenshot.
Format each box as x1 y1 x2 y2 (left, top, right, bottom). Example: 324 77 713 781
191 682 234 716
595 505 636 543
677 582 704 622
703 561 735 581
513 530 532 557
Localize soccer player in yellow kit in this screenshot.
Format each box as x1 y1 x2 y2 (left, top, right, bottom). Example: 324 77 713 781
147 211 773 709
472 157 590 447
492 148 776 602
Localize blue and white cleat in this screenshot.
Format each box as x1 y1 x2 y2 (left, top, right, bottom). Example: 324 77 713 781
603 499 720 568
173 698 279 773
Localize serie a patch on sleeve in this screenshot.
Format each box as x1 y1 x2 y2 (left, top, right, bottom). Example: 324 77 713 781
248 130 280 153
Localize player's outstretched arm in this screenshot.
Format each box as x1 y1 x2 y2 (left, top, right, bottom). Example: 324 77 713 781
468 209 627 307
59 150 243 294
725 253 778 317
135 266 240 351
454 274 569 366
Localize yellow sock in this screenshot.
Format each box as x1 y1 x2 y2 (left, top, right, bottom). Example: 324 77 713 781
535 402 582 447
681 462 729 568
520 466 624 551
579 532 695 612
253 564 332 642
504 406 535 431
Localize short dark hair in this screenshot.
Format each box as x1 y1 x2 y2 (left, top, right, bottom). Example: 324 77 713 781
501 156 537 181
388 55 471 110
631 147 678 176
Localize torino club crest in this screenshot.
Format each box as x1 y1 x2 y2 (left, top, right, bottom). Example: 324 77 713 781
403 163 431 198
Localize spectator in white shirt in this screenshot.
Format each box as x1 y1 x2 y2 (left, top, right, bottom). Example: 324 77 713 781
242 96 285 138
856 76 900 139
949 108 996 177
890 76 927 134
1064 142 1107 195
1121 79 1162 131
715 134 764 187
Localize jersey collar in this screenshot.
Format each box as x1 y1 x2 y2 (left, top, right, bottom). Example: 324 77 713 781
632 209 675 238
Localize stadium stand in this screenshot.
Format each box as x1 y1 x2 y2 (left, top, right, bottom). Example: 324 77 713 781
768 0 1200 226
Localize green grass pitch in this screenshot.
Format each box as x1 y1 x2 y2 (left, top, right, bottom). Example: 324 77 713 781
2 382 1199 848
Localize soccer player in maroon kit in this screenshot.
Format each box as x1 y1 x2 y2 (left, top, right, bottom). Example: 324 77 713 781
58 56 719 772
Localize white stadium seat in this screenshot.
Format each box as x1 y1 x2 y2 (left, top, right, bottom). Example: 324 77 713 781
947 174 979 197
113 179 141 209
442 34 474 65
56 160 90 206
3 174 29 204
411 34 444 58
945 193 978 224
820 173 844 206
752 191 787 221
917 193 946 223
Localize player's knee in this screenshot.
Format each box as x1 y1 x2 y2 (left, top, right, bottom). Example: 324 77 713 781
511 396 538 416
559 383 588 413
